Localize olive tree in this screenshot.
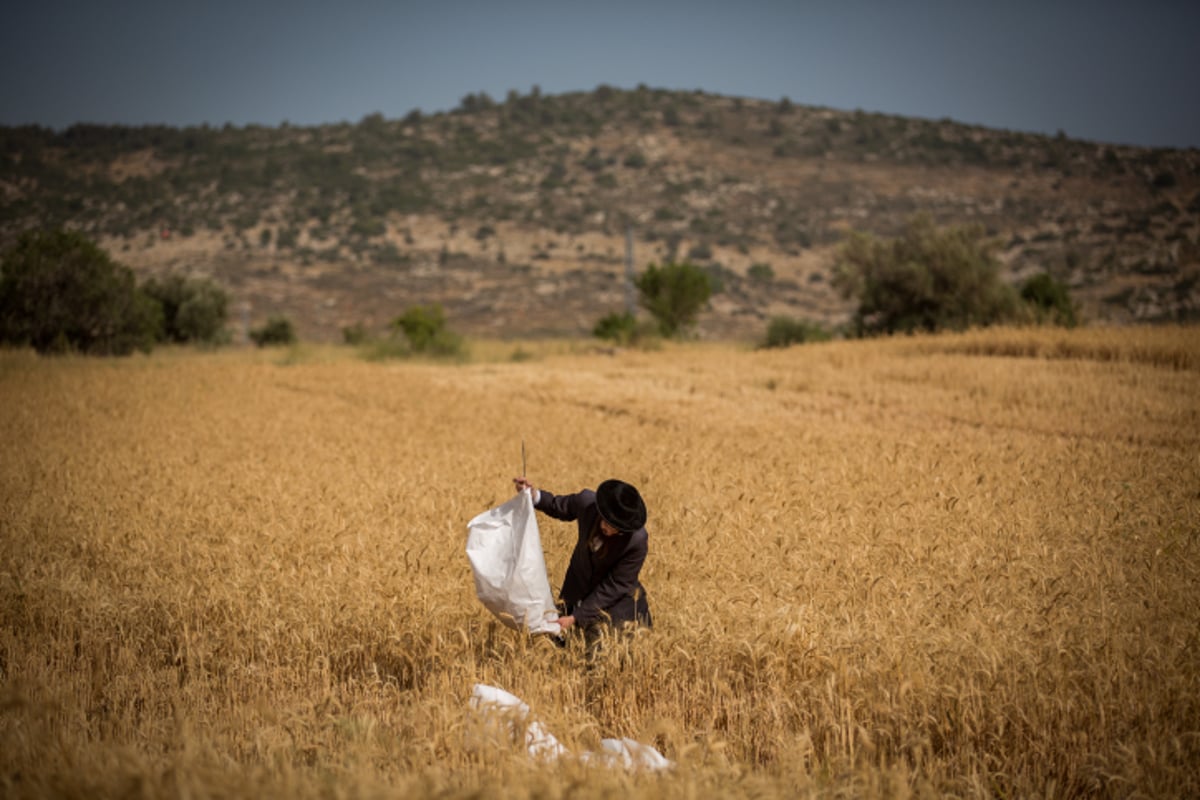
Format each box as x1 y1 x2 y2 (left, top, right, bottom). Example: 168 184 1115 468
0 230 161 355
142 273 230 344
635 261 713 338
833 215 1020 336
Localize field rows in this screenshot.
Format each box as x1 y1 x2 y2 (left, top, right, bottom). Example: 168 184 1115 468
2 327 1198 797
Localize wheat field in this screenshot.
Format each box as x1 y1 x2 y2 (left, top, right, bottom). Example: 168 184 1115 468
2 327 1198 798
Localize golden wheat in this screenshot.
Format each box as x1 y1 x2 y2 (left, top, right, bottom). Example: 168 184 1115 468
2 326 1198 798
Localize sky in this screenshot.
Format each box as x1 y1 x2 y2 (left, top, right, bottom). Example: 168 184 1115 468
2 1 1198 149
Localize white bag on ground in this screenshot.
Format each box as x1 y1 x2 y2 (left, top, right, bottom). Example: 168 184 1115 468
469 684 673 771
466 489 561 635
581 737 674 771
469 683 568 760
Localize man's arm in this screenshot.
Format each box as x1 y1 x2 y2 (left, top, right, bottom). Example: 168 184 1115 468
513 477 588 522
537 488 595 522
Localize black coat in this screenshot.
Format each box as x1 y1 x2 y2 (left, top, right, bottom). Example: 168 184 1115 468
535 488 652 627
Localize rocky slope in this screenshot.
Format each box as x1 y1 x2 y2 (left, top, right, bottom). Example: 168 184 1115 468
2 87 1197 340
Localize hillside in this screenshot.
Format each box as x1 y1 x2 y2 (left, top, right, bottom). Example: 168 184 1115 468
3 86 1198 340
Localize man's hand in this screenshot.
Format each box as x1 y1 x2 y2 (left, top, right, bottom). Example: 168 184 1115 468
556 615 575 630
513 476 535 494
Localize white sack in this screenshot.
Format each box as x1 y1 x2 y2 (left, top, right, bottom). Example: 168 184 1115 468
470 684 673 771
582 737 674 771
469 683 568 760
466 489 561 635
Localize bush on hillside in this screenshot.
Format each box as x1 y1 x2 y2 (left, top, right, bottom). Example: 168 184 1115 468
832 215 1020 336
1020 273 1078 327
635 261 713 338
142 273 230 345
761 316 832 349
249 314 296 347
748 263 775 283
0 229 161 355
592 311 660 347
342 322 370 345
593 311 637 345
391 303 465 357
622 150 647 169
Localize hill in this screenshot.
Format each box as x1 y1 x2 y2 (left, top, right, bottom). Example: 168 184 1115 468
3 86 1198 340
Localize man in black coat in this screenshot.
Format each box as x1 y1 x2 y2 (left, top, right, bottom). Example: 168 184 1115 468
512 476 652 639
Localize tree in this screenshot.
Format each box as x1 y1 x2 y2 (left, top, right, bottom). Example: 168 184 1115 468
391 303 464 357
1020 272 1078 327
635 261 713 338
832 215 1019 336
748 263 775 283
142 273 229 344
458 92 495 113
0 229 161 355
249 314 296 347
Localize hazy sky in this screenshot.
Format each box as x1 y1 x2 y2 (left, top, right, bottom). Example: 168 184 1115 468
2 1 1198 148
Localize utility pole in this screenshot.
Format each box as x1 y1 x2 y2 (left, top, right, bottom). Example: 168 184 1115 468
624 224 636 317
240 301 251 345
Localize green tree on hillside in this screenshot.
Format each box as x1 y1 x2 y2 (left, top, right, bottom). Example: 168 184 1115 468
636 261 713 337
833 215 1020 336
1020 272 1078 327
0 230 161 355
391 303 465 357
142 273 230 344
249 314 296 347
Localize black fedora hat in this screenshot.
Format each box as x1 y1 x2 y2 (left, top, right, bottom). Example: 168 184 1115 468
596 479 647 532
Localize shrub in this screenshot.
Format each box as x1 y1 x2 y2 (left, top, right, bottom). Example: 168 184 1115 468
702 263 731 294
635 261 713 338
1150 170 1177 189
509 346 535 362
372 243 410 267
350 215 386 238
1020 273 1078 327
540 162 568 190
580 147 606 172
748 263 775 283
0 229 161 355
342 322 370 345
761 316 832 349
391 303 465 357
249 315 296 347
142 273 229 345
174 284 229 345
278 227 301 249
360 337 413 362
832 215 1020 336
593 311 637 344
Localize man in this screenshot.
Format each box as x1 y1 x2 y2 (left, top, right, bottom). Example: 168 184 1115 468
512 476 653 643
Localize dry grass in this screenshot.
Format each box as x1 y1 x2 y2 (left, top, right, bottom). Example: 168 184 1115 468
2 326 1198 798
